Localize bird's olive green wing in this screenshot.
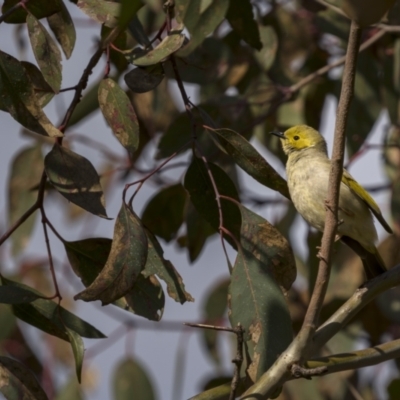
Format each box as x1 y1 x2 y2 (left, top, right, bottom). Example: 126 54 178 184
342 170 392 234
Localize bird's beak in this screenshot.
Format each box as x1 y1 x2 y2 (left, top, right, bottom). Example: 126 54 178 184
270 131 285 139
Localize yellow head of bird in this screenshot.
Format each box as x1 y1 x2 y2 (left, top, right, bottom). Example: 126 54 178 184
270 125 327 155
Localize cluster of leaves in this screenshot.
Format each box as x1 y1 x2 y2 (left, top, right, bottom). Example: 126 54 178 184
1 0 400 399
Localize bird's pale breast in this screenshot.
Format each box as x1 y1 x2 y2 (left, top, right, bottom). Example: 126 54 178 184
286 151 378 251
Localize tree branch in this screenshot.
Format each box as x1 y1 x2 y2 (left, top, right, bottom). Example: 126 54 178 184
306 338 400 374
313 263 400 351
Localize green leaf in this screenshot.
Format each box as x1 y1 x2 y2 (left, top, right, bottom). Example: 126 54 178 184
65 238 112 288
75 204 148 305
185 202 215 262
202 279 230 365
44 145 107 218
226 0 262 50
1 0 61 24
239 205 296 294
143 230 194 303
127 33 185 66
184 157 242 244
1 277 106 341
0 356 48 400
124 64 165 93
124 274 165 321
0 50 62 137
0 286 41 304
253 26 278 72
77 0 120 27
8 145 43 256
98 78 140 156
47 1 76 59
65 328 84 383
208 127 290 199
27 14 62 93
21 62 55 108
142 184 187 242
65 237 165 320
229 247 293 382
118 0 143 30
176 0 230 56
113 358 156 400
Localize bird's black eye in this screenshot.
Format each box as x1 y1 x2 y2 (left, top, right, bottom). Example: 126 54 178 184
293 135 300 140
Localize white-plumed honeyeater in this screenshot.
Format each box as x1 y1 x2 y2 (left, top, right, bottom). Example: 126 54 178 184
271 125 392 280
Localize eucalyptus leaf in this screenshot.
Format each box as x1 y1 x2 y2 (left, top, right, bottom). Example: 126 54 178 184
98 78 140 156
45 145 107 218
1 277 106 341
0 356 48 400
207 127 290 199
124 64 165 93
27 14 62 93
127 33 185 66
75 204 148 305
1 0 61 24
47 1 76 59
0 50 62 137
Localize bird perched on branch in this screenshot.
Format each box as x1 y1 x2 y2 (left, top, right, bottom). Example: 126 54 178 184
271 125 392 280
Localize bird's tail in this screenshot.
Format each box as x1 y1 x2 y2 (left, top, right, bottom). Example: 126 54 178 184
340 236 386 280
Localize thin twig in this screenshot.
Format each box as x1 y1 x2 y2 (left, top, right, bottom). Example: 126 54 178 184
313 263 400 352
123 141 191 208
58 26 123 132
313 0 347 17
251 27 386 128
184 322 237 332
230 323 244 400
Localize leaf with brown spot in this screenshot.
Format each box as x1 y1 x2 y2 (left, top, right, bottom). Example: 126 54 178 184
44 145 107 218
240 205 296 294
124 274 165 321
47 1 76 59
27 14 62 93
77 0 120 27
229 210 293 382
126 33 185 66
98 78 140 156
75 204 148 305
65 237 165 320
21 62 55 107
